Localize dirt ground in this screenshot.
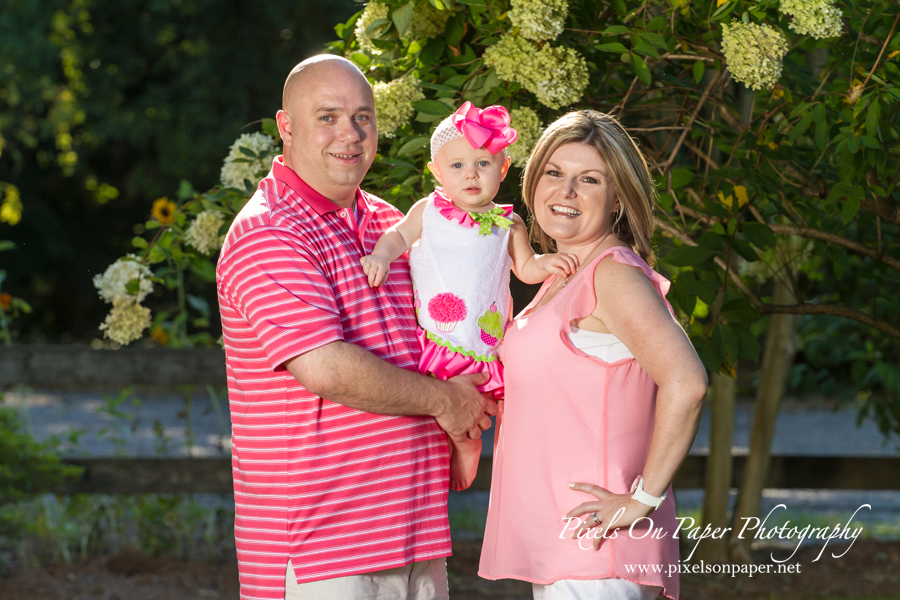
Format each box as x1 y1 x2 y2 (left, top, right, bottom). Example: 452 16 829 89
1 539 898 600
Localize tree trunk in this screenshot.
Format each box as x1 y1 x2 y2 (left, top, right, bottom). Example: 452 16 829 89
697 371 736 563
729 278 797 562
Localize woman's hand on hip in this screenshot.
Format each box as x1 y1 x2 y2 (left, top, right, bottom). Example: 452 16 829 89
564 482 655 551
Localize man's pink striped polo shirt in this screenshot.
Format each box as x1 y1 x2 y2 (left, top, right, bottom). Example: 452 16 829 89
216 157 451 600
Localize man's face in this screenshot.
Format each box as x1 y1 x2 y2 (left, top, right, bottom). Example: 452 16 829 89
279 62 377 205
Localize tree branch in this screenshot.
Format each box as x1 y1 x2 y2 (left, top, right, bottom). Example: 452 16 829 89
663 203 900 273
759 303 900 341
767 224 900 272
655 70 728 172
861 196 900 227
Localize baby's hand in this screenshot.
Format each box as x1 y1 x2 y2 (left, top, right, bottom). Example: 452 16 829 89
539 253 579 277
360 254 391 287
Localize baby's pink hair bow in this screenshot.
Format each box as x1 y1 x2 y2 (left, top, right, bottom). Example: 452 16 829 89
451 101 518 155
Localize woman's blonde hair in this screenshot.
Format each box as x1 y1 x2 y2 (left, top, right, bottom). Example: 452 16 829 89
521 110 657 265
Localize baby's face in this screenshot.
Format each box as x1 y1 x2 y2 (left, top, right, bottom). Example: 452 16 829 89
429 137 511 213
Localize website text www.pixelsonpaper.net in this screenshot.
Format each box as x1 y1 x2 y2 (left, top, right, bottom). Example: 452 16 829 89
624 561 802 579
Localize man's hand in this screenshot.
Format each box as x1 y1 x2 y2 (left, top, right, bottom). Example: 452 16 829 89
436 372 497 443
359 255 391 287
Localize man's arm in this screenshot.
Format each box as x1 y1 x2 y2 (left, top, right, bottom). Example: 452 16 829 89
284 340 496 441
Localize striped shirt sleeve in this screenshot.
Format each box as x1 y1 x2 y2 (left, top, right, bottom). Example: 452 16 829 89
220 225 344 371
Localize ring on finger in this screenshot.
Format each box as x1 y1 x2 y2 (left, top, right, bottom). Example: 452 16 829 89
590 512 601 526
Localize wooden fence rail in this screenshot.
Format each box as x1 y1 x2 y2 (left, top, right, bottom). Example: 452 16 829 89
54 455 900 494
4 346 900 494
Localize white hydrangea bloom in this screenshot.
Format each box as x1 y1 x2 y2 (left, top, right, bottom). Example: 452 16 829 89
484 35 588 109
220 132 277 190
509 0 568 42
99 297 152 345
779 0 842 39
93 254 153 303
408 2 453 40
721 22 788 91
507 107 543 168
185 210 226 255
373 76 426 138
355 2 390 54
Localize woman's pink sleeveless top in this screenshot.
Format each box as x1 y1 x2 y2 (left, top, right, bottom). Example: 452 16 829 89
479 246 680 600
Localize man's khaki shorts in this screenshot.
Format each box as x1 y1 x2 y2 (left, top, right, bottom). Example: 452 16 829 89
285 558 449 600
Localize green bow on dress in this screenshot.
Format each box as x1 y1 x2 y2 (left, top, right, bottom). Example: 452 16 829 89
469 208 513 236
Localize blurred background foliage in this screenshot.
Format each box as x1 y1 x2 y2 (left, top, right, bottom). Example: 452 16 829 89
0 0 358 340
1 0 898 430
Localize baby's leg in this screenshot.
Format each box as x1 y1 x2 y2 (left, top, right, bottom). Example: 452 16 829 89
449 436 482 492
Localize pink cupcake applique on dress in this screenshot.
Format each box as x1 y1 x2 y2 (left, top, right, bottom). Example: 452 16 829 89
428 293 467 333
477 303 504 346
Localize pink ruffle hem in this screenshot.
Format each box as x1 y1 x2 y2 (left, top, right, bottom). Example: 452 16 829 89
416 327 505 399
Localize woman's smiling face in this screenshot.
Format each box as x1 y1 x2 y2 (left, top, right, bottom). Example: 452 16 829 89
533 142 619 253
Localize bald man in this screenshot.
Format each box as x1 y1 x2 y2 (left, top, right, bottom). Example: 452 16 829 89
216 55 496 600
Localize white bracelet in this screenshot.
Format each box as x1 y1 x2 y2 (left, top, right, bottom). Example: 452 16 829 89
630 476 666 510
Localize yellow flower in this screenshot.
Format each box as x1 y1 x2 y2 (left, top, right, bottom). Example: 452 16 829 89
888 50 900 60
151 325 170 346
151 197 176 225
0 184 22 225
0 293 11 311
718 186 749 210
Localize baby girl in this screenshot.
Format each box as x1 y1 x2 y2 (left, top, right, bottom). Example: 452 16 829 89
361 102 577 490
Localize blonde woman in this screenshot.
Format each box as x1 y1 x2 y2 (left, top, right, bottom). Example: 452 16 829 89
479 111 708 600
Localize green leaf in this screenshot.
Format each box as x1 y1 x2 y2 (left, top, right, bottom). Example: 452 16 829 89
691 335 720 372
445 13 466 47
661 245 717 267
730 238 759 263
633 42 660 59
397 136 430 156
647 16 667 31
692 60 705 84
392 1 415 36
719 298 759 324
815 121 828 150
841 196 861 224
631 54 652 85
603 25 630 36
132 236 148 249
848 136 861 154
595 42 629 53
0 241 15 252
412 99 453 116
420 38 445 66
712 323 739 362
351 52 371 67
788 112 815 142
610 0 627 14
735 325 760 362
238 146 258 158
866 100 881 138
742 222 776 249
633 35 660 59
125 279 141 295
671 167 694 189
147 246 166 264
860 135 882 149
812 103 825 125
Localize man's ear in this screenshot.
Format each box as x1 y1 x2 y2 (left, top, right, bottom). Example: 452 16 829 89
275 109 292 146
427 161 443 185
500 155 512 181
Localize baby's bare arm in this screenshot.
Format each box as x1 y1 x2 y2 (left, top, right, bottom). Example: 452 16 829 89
360 198 427 286
507 213 578 284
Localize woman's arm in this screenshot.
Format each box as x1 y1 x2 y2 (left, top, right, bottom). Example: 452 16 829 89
360 198 427 287
566 256 708 546
507 213 577 283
